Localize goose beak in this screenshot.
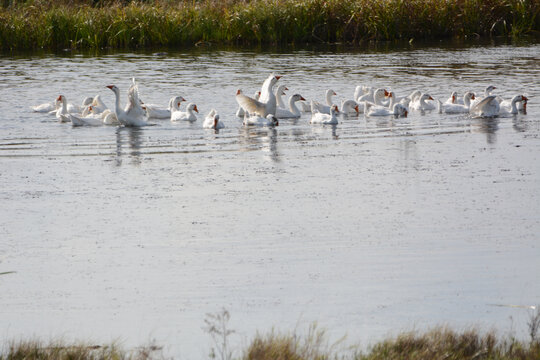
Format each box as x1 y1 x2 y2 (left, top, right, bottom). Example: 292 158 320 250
56 95 62 101
275 76 281 80
404 110 408 117
384 90 390 97
181 97 186 102
452 95 456 103
142 106 146 110
522 96 528 101
236 89 242 95
428 96 434 100
194 105 199 113
285 87 289 91
300 96 306 101
177 102 181 107
471 94 476 100
106 85 114 90
354 105 359 113
333 91 337 96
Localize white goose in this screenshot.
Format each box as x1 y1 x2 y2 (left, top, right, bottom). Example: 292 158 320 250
437 92 476 113
444 91 459 105
243 113 279 127
340 99 360 116
146 96 185 119
90 95 109 114
310 105 340 125
32 98 60 113
55 95 70 123
203 109 224 129
309 89 338 114
499 95 528 114
275 84 289 109
171 102 199 122
470 85 496 108
276 94 306 119
498 95 528 116
357 88 388 105
106 84 148 127
365 102 408 117
469 95 500 118
79 106 120 125
410 93 436 111
235 74 281 117
236 91 260 117
67 97 93 114
354 85 372 103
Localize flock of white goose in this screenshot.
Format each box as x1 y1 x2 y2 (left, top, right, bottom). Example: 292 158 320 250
32 73 529 129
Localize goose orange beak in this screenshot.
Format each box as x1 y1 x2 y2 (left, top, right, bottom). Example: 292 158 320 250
236 89 242 95
471 94 476 100
194 105 199 113
300 96 306 101
404 110 408 117
384 90 389 97
106 85 114 90
354 105 359 113
428 96 434 100
275 76 281 80
522 96 528 101
56 95 62 101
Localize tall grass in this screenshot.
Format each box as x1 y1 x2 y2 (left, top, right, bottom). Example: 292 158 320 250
1 327 540 360
0 0 539 50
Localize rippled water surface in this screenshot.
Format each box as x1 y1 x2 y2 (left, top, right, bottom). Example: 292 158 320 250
1 42 540 358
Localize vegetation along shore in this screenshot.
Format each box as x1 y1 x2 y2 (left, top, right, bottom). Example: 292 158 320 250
1 326 540 360
0 0 539 51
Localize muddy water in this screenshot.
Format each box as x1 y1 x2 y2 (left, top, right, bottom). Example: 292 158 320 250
0 42 539 357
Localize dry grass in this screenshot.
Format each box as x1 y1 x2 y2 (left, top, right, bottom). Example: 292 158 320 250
0 0 539 50
1 327 540 360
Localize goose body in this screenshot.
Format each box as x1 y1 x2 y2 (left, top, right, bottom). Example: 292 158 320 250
106 84 148 127
235 73 281 118
410 93 436 111
310 105 340 124
365 102 408 117
203 109 224 129
276 94 305 119
469 95 500 118
243 113 279 127
438 92 476 113
171 102 199 122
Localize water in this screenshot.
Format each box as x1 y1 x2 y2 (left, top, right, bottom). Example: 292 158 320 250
1 42 539 358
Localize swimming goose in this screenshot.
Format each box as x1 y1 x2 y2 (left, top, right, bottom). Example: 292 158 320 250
146 96 185 119
236 91 260 117
55 95 70 123
498 95 528 116
276 94 305 119
438 92 476 113
171 102 198 122
106 84 148 127
365 102 408 117
310 105 340 125
203 109 224 129
469 95 500 118
236 74 281 117
410 93 436 111
243 113 279 127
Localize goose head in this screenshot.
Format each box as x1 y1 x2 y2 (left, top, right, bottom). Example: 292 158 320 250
170 96 186 110
484 85 496 97
106 85 120 95
449 91 458 104
186 103 198 113
213 114 220 129
291 94 306 102
330 104 340 116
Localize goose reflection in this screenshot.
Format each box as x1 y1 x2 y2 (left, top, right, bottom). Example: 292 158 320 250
115 126 144 165
471 117 499 144
239 126 280 162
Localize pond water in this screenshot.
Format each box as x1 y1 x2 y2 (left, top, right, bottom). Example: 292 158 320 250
0 41 539 358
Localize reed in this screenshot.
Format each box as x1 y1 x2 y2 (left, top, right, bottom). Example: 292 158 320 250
1 327 540 360
0 0 539 50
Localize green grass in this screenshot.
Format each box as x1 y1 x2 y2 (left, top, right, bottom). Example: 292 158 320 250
0 0 539 51
2 327 540 360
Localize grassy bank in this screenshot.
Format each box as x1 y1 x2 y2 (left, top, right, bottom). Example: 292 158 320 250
0 0 539 51
1 327 540 360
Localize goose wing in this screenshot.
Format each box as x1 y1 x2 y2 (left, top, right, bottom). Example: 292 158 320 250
236 93 268 117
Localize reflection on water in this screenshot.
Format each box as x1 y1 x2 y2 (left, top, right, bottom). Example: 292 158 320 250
115 127 143 165
471 118 500 144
